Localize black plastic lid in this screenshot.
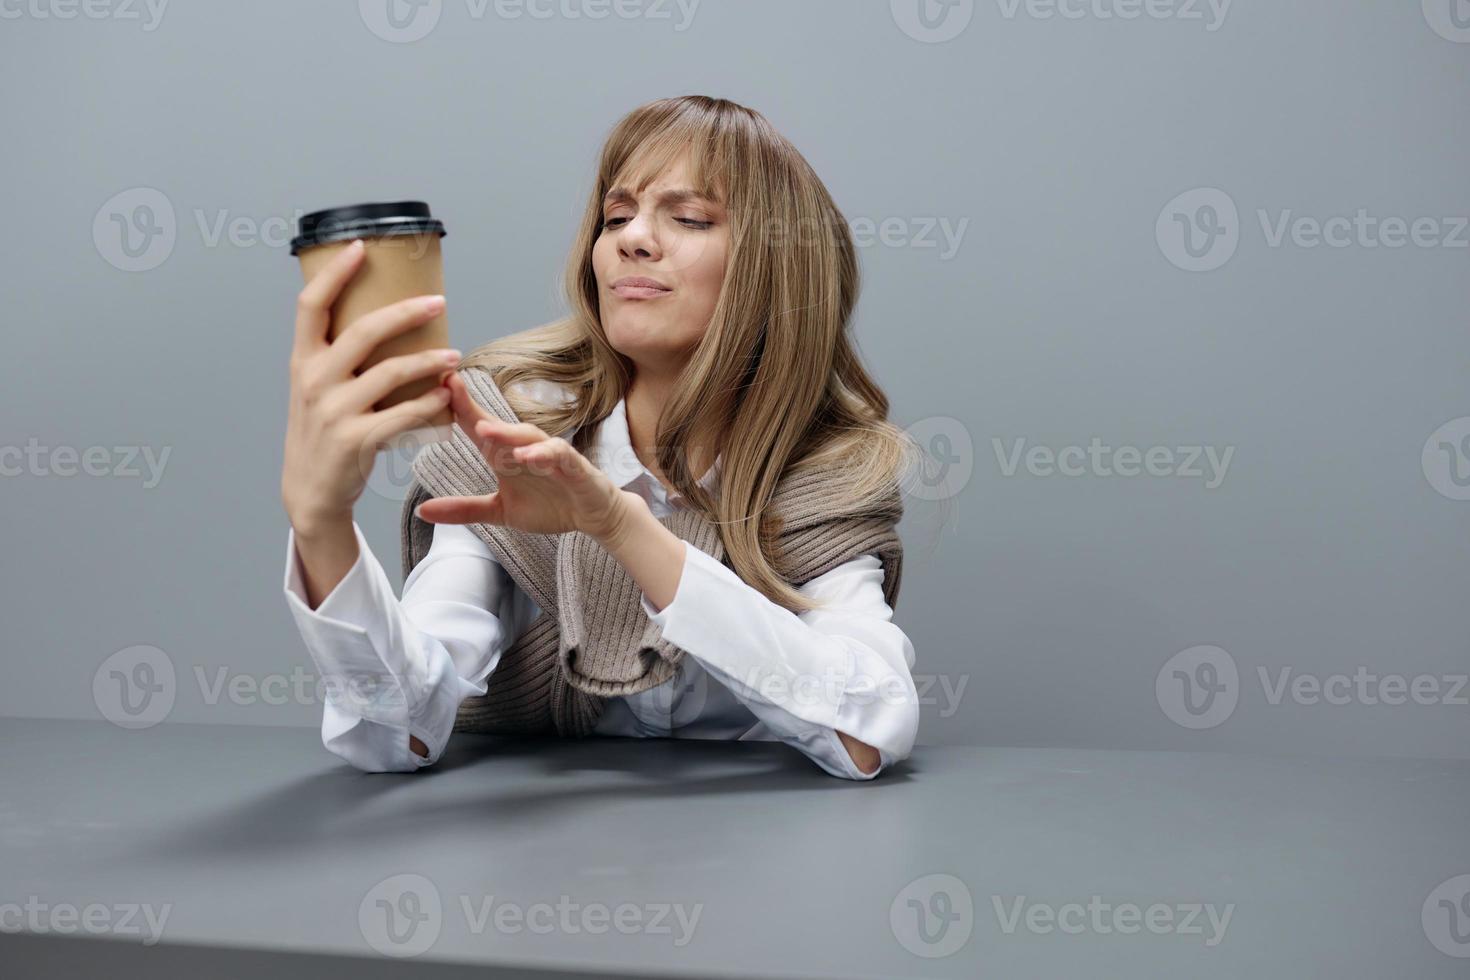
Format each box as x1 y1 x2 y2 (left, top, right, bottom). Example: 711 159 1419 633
290 201 446 255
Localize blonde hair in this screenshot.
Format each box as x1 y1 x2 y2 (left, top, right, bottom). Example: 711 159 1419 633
461 95 920 613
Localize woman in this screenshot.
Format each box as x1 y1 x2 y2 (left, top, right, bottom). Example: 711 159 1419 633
280 95 921 780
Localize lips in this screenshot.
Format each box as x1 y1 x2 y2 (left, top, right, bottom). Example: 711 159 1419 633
611 275 672 299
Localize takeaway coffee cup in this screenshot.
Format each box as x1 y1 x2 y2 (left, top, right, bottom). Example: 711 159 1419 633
290 201 454 440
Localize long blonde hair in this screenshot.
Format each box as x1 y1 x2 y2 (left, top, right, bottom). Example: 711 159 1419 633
461 95 919 613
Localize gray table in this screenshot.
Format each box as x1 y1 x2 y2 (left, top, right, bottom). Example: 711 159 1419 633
1 717 1467 978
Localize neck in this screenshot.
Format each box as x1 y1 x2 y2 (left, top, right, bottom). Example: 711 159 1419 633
625 366 718 486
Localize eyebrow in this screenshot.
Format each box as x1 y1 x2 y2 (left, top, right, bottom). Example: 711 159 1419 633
602 187 721 209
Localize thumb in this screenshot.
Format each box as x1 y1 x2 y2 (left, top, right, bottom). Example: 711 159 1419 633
415 492 504 526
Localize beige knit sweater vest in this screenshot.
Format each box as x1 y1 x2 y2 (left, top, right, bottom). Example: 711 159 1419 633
398 365 905 737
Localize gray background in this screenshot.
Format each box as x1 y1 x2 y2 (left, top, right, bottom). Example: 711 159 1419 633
1 0 1466 760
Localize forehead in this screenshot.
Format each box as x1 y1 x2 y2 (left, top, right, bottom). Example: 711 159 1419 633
612 143 693 189
606 145 725 205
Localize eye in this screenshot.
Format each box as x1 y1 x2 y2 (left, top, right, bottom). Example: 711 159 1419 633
600 215 712 230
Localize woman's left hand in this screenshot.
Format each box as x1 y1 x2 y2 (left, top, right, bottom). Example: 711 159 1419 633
414 371 639 542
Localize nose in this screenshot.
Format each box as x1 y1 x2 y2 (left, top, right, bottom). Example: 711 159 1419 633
614 211 661 262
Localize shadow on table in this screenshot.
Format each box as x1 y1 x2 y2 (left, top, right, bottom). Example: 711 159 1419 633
117 732 917 864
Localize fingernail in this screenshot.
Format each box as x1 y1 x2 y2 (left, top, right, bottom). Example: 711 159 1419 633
423 295 445 313
443 349 462 363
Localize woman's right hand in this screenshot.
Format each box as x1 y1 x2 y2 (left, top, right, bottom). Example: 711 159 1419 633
280 238 462 535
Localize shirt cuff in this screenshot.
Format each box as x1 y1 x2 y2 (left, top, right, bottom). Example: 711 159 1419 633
405 648 487 766
832 641 920 764
824 729 885 780
321 701 423 773
283 523 413 727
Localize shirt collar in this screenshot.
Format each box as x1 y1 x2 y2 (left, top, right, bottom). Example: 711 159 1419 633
588 396 723 500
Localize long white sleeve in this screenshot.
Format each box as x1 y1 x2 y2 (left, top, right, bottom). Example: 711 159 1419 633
282 520 534 771
639 545 920 780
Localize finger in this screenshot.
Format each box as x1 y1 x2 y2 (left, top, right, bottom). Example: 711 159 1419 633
470 422 536 474
344 347 462 413
347 383 455 451
444 369 496 435
321 293 446 379
513 439 575 477
474 416 546 449
294 239 365 354
443 372 549 451
415 492 504 526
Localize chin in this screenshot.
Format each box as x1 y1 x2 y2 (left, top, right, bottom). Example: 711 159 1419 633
606 315 670 348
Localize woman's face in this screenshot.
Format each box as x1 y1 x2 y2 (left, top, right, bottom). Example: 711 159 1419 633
592 152 729 370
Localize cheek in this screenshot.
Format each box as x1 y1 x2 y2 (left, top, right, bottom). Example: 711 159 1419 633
681 240 728 311
591 235 614 282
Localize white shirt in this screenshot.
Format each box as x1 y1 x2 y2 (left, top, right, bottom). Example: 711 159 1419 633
282 379 920 780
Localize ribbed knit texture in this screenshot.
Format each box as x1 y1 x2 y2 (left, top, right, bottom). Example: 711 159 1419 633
399 364 904 738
